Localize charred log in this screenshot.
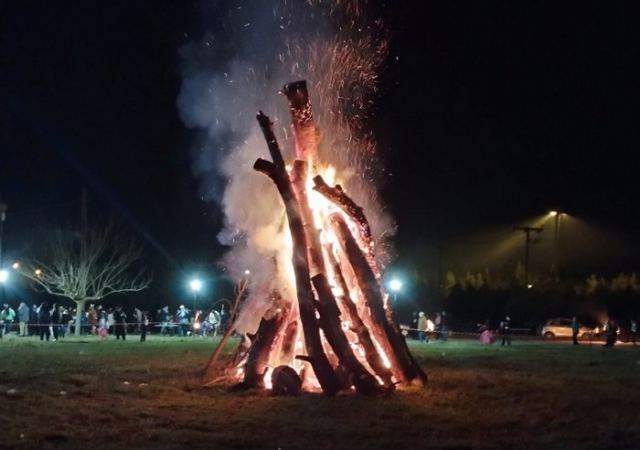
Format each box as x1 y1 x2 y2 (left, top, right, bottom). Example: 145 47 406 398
326 250 394 389
330 214 427 386
254 111 341 395
313 175 375 267
312 274 383 395
281 80 319 161
237 308 286 389
291 160 380 394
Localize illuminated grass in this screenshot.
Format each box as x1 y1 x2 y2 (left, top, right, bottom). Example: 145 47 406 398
1 336 639 449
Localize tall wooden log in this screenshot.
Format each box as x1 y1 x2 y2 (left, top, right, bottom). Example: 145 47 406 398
330 214 427 386
290 160 380 394
253 111 341 395
325 249 394 389
312 274 382 394
281 80 319 161
313 175 376 269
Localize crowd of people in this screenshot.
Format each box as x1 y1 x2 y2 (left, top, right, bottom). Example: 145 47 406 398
0 301 228 341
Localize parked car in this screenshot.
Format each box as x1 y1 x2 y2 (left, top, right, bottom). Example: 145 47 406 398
540 318 594 339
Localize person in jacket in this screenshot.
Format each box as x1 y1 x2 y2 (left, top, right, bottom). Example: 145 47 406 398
17 302 30 337
603 319 617 347
140 311 149 342
177 305 190 337
38 302 52 341
417 312 428 343
1 303 16 336
499 316 511 346
113 306 127 341
571 316 580 345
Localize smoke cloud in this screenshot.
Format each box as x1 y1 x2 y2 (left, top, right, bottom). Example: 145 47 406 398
177 0 395 303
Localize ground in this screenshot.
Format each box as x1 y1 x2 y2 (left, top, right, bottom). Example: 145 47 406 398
0 335 639 449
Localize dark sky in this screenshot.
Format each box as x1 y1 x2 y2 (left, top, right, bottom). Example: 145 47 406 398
1 1 639 302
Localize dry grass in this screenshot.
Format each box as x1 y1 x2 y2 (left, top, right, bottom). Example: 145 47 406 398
1 335 639 449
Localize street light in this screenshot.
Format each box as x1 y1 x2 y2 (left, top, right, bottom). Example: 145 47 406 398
189 278 202 313
548 210 565 281
388 278 403 305
0 204 7 300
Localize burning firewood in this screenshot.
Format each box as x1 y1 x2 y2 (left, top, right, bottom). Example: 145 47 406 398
214 81 426 395
330 214 427 386
253 111 342 396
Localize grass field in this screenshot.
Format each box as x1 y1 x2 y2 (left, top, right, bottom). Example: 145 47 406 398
0 335 639 449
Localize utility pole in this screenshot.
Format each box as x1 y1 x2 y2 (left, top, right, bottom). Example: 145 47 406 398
0 201 6 269
513 225 543 287
80 188 88 233
549 211 564 282
436 243 444 305
0 201 7 305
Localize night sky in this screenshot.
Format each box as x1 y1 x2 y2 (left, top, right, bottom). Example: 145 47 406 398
2 1 639 304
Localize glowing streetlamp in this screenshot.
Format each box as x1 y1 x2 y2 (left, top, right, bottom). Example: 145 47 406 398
388 278 403 304
548 210 566 281
189 278 202 313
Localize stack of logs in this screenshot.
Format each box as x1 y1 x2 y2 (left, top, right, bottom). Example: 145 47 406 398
229 80 426 395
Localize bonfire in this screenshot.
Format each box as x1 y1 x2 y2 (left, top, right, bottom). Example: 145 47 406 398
205 81 426 395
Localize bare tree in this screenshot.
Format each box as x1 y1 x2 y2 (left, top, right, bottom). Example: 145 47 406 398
16 223 151 335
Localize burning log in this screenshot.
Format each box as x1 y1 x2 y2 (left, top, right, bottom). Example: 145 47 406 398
282 80 319 161
236 303 287 390
313 175 377 271
325 250 394 389
330 214 427 386
253 111 341 395
216 81 427 395
289 117 381 394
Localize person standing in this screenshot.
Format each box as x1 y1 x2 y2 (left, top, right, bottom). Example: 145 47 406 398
440 311 448 341
499 316 511 346
1 303 16 336
140 311 149 342
177 305 190 337
87 305 98 335
417 312 428 343
571 316 580 345
434 312 442 340
630 319 637 346
37 302 51 341
98 311 108 340
29 304 38 336
50 304 60 341
604 319 617 347
114 306 127 341
17 302 30 337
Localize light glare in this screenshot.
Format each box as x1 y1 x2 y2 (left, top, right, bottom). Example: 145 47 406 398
389 278 403 292
189 278 202 292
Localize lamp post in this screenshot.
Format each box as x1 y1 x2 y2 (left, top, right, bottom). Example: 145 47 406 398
0 202 6 269
513 225 544 287
388 278 403 305
189 278 202 314
0 202 7 304
548 211 565 281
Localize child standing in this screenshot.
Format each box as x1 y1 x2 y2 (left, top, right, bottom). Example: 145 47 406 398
98 311 108 340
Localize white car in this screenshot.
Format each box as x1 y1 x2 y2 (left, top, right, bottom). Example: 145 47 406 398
541 318 593 339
